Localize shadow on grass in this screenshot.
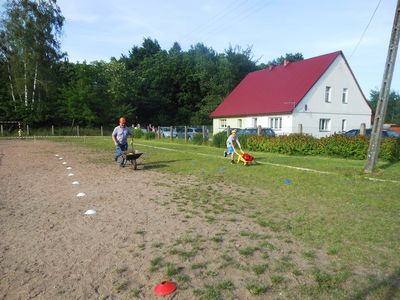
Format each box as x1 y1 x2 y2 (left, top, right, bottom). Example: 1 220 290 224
378 161 399 170
352 268 400 300
142 159 191 170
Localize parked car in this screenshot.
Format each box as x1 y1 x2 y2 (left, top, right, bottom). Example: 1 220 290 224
386 130 400 138
160 126 177 138
343 128 399 138
237 128 276 137
388 125 400 134
187 127 203 139
175 127 204 139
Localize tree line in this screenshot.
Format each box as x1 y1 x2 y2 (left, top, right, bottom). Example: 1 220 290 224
1 0 399 129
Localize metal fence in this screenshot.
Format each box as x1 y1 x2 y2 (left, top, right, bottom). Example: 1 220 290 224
0 124 214 139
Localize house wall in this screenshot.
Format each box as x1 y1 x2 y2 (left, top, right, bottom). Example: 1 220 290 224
292 55 371 137
213 115 292 135
212 55 372 137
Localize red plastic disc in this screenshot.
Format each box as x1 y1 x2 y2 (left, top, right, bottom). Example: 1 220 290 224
154 281 177 296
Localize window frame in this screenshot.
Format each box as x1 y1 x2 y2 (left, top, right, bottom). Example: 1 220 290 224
220 119 227 128
342 88 348 104
319 118 331 132
237 119 242 128
341 119 347 132
252 117 258 128
269 117 282 130
325 86 332 103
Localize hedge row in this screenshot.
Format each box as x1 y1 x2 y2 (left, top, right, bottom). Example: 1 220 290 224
247 134 400 161
213 132 400 161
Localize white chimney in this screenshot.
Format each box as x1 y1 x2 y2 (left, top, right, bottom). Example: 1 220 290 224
283 59 289 67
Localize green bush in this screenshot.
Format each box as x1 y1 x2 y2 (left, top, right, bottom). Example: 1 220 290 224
243 133 400 161
212 131 228 148
380 137 400 162
133 128 143 139
319 134 368 159
238 134 251 149
144 132 156 140
192 133 206 145
247 134 318 155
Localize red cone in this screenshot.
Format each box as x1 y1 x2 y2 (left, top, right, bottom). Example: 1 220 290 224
154 281 177 296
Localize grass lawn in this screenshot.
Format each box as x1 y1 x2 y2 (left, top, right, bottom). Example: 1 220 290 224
35 136 400 299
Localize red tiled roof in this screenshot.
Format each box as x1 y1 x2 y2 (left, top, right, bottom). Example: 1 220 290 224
210 51 343 118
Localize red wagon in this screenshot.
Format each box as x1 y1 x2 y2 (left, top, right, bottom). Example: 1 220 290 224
235 151 254 166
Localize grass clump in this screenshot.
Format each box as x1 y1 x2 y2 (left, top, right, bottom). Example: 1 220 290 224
252 264 268 275
246 281 268 295
239 247 258 257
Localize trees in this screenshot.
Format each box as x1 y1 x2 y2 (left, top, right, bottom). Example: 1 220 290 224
265 52 304 67
369 89 400 124
0 0 64 123
0 1 309 128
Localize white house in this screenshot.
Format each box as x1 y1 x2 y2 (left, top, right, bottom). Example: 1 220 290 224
210 51 372 138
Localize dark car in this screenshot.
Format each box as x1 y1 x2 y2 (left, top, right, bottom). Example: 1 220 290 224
238 128 276 137
344 128 394 138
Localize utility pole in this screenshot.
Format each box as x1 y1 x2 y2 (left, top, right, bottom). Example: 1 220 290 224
365 0 400 173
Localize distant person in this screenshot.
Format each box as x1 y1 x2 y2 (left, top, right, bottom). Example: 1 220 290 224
224 129 243 164
112 117 134 167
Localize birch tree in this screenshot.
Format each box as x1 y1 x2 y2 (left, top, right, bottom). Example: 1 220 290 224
0 0 64 121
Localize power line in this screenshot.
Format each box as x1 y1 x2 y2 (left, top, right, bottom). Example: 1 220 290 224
182 0 252 41
349 0 383 59
183 0 272 46
204 1 272 41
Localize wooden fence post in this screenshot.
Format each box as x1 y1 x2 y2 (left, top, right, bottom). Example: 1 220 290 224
52 125 54 136
184 126 188 141
1 125 3 136
77 125 80 137
101 126 103 136
26 125 30 136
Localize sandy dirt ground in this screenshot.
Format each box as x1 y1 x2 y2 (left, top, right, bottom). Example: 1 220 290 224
0 139 322 299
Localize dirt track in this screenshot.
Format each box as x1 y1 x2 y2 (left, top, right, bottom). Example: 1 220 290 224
0 139 188 299
1 139 327 299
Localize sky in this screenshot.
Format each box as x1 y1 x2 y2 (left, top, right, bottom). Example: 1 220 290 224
1 0 399 96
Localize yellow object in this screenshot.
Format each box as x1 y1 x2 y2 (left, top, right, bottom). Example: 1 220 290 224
234 150 252 166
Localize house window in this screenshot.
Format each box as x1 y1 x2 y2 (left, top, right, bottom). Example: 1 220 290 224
319 118 331 131
270 117 282 130
325 86 332 103
237 119 242 128
252 118 257 128
342 88 348 104
341 119 347 132
220 119 227 128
